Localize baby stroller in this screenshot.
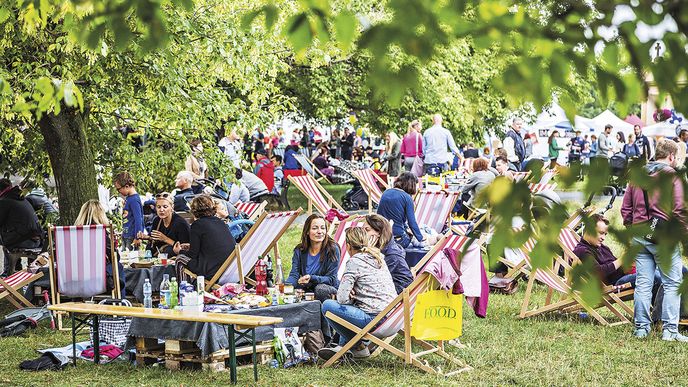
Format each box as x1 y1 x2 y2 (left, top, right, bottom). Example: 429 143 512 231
341 180 370 211
608 152 628 194
331 160 357 185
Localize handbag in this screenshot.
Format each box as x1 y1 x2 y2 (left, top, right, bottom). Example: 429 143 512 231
411 280 463 341
411 133 424 177
641 188 668 243
89 299 132 348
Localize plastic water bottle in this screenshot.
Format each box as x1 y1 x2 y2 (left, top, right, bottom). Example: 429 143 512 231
197 276 205 310
143 279 153 309
170 277 178 308
160 274 171 307
179 281 188 306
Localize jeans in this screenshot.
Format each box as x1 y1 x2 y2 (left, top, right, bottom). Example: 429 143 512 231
403 157 417 172
395 233 411 249
322 299 376 346
633 237 683 334
313 284 337 303
423 163 447 175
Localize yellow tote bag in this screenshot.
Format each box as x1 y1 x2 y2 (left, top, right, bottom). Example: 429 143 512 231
411 289 463 341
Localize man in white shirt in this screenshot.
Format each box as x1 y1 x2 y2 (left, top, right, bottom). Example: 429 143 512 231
422 114 461 173
502 117 526 170
218 130 242 168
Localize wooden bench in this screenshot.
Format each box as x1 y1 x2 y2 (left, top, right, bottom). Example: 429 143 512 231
48 302 283 384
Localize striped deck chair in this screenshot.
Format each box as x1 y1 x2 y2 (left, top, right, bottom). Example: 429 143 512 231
414 191 461 234
48 224 120 329
199 210 302 290
512 171 531 182
322 234 472 375
234 201 267 221
330 215 367 279
539 168 557 184
287 175 344 218
528 182 557 194
519 234 633 326
351 169 388 213
0 270 44 309
459 158 475 174
294 153 331 184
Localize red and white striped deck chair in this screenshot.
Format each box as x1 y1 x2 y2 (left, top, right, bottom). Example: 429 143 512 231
331 216 367 280
459 158 475 174
539 168 557 184
294 153 331 184
528 182 557 194
512 171 531 182
414 190 461 234
0 270 44 309
322 234 473 375
234 201 267 221
519 235 633 326
200 209 302 290
351 169 388 213
48 224 120 329
287 175 344 218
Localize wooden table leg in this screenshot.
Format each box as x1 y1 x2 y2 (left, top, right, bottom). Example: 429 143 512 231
252 328 257 382
93 314 100 365
71 313 77 366
228 324 237 384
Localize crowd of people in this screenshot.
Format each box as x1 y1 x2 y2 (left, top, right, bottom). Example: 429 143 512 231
3 113 688 364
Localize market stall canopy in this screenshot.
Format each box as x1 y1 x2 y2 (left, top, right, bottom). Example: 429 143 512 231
526 103 573 133
624 114 643 128
574 110 634 135
642 122 687 137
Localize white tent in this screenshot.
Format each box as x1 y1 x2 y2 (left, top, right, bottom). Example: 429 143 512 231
574 110 634 136
642 122 684 137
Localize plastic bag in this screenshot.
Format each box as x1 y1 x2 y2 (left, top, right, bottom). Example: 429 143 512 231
411 290 463 341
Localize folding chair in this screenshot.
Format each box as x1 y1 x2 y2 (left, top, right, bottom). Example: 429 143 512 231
519 233 633 326
48 224 121 329
234 201 268 221
459 158 475 175
528 182 557 194
197 210 301 290
287 175 345 217
294 153 332 184
330 215 367 279
0 270 44 309
414 191 461 234
351 169 388 213
539 168 557 184
322 234 473 375
512 171 531 182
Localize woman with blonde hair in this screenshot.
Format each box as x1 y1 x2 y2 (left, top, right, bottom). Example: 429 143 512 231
383 131 402 177
318 227 396 361
399 120 423 172
137 193 189 257
74 199 126 296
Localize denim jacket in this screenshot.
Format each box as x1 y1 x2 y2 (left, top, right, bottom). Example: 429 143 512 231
285 244 340 290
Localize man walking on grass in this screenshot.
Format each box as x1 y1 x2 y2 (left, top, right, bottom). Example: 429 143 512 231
422 114 462 174
621 138 688 342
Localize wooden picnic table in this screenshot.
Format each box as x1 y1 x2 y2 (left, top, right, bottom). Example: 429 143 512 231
49 302 283 384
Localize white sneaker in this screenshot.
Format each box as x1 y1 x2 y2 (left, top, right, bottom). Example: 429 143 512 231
661 331 688 342
317 345 352 361
351 345 370 358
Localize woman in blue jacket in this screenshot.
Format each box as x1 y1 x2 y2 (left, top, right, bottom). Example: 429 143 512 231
286 214 340 301
376 172 424 248
363 214 413 294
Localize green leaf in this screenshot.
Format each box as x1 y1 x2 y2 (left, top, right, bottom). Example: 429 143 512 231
86 23 107 50
0 7 10 24
285 13 313 55
334 11 356 50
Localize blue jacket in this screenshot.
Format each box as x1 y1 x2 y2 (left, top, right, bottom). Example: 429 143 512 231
377 188 423 242
285 244 340 289
506 129 525 163
381 239 413 294
284 149 299 170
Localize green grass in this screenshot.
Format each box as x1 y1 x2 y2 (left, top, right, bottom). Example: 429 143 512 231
3 187 688 385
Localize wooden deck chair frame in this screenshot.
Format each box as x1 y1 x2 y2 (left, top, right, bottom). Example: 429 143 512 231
0 271 44 309
294 153 332 184
186 209 302 290
512 170 532 182
322 234 472 375
234 201 268 221
518 243 633 327
351 169 389 213
287 175 344 217
48 224 121 330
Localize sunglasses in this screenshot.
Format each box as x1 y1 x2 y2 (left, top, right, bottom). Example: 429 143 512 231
156 192 171 198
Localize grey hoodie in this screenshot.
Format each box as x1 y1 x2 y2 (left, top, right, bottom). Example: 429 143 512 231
337 252 397 314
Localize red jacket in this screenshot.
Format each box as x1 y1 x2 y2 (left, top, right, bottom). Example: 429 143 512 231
621 162 688 230
255 157 275 191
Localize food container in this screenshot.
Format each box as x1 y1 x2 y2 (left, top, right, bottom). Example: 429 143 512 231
283 284 294 294
304 292 315 301
283 295 295 304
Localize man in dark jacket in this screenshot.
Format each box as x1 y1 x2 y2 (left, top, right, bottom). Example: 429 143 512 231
173 171 195 212
621 138 687 341
634 125 652 160
341 127 355 161
0 179 42 250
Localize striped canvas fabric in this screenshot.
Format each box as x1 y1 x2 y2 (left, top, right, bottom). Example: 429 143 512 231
414 191 461 233
539 169 557 184
53 225 108 297
520 236 567 294
289 175 330 216
512 172 530 182
332 217 367 279
218 211 299 284
294 154 317 177
528 183 557 194
235 202 261 218
0 271 37 293
558 227 579 252
373 235 471 338
460 158 475 173
352 169 384 204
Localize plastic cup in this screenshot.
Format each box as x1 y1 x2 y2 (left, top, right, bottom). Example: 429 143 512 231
159 253 168 265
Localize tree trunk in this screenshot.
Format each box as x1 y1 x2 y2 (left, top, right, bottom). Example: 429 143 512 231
38 106 99 225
